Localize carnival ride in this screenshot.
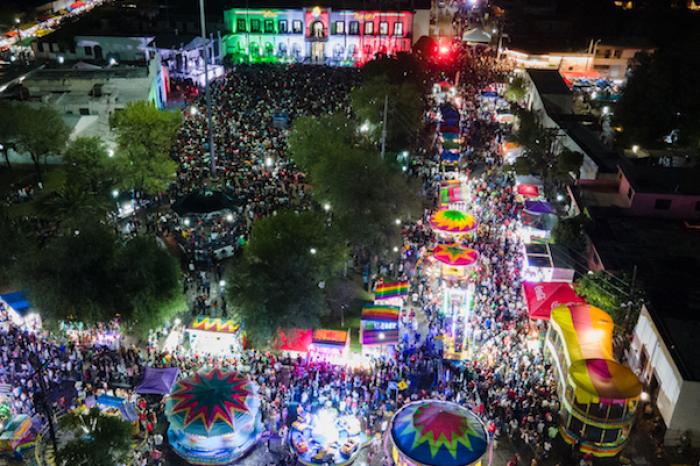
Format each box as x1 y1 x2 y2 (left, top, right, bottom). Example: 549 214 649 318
289 407 367 466
165 369 262 465
387 400 488 466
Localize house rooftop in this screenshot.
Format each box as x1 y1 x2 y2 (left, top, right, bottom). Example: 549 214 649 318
526 68 571 96
620 159 700 196
585 213 700 381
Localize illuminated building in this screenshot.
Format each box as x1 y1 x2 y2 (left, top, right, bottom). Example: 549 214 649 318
223 0 430 65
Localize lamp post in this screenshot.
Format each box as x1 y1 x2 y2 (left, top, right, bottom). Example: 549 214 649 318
29 352 59 464
198 0 216 176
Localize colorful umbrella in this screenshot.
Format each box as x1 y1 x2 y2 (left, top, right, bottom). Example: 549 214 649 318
165 369 259 437
390 401 488 466
430 210 477 234
432 243 478 267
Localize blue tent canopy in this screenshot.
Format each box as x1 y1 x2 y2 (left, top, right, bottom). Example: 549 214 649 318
441 150 461 162
0 291 31 316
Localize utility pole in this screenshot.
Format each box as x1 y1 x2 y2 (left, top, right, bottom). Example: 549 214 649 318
380 94 388 159
199 0 216 176
29 353 59 465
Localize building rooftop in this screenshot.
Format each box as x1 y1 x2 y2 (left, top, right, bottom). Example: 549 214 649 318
526 68 571 96
585 213 700 381
556 118 620 174
620 159 700 196
224 0 431 10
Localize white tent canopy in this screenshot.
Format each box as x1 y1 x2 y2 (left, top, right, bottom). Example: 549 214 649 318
462 27 492 44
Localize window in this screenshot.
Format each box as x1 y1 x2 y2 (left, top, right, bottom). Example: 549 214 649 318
292 20 302 34
604 49 612 59
614 49 623 58
334 21 345 35
79 108 90 116
84 46 92 56
654 199 672 210
364 21 374 35
393 21 404 36
236 18 246 32
279 20 288 33
250 19 261 32
264 19 274 33
349 21 359 35
379 21 388 35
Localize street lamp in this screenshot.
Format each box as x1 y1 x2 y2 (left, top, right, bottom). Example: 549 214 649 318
226 213 234 222
265 157 273 168
393 246 399 253
323 202 331 212
219 279 226 288
394 218 401 225
189 106 198 116
309 247 317 255
107 148 114 157
602 106 610 115
183 218 191 227
111 189 119 198
632 144 639 154
57 55 64 64
359 121 370 133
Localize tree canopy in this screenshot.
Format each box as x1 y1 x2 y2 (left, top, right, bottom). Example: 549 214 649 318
574 271 635 327
226 211 347 347
616 46 700 149
62 137 116 194
58 408 132 466
0 102 69 177
15 220 182 325
287 112 356 173
350 75 424 152
110 101 181 194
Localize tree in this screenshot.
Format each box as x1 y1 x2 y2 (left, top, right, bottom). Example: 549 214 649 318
574 271 635 327
110 101 181 195
361 53 428 90
58 408 132 466
0 208 31 287
552 215 586 253
16 219 182 326
63 137 116 194
616 46 700 149
312 146 421 256
288 113 356 173
350 75 424 152
1 103 69 178
504 76 527 103
226 211 347 347
37 182 113 221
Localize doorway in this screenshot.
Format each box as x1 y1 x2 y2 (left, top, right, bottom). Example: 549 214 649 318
311 42 325 64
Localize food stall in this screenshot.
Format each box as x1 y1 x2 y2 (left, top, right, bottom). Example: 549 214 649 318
360 305 400 356
186 316 243 355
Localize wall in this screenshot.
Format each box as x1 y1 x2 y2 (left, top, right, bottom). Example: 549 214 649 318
34 35 154 62
629 307 700 443
618 170 700 219
412 9 430 43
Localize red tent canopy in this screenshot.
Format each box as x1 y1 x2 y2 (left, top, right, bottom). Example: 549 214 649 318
522 282 585 320
70 1 85 9
517 184 540 198
273 328 312 353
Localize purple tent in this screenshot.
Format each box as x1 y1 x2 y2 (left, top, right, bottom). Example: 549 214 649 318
524 200 555 215
135 367 180 395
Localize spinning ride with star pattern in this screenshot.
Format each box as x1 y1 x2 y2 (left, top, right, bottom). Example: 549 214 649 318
387 400 488 466
165 369 263 465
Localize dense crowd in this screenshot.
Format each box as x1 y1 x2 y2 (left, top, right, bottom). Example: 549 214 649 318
0 46 575 466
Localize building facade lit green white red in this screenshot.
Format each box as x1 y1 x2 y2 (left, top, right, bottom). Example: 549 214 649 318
223 0 430 66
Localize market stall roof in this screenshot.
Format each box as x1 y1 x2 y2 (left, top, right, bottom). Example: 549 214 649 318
462 27 492 44
390 400 488 466
431 210 477 234
165 369 259 437
517 184 540 198
0 291 31 315
361 305 400 322
522 282 584 320
432 243 479 267
550 304 614 362
374 281 409 300
273 328 312 353
171 191 240 216
189 315 240 334
95 395 138 422
524 200 555 215
311 329 348 348
136 367 180 395
362 327 399 346
569 359 642 404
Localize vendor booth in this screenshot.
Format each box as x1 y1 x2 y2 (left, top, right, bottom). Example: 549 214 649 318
135 367 180 395
361 305 400 356
165 369 263 465
440 180 468 208
310 329 350 361
0 291 40 330
387 400 488 466
273 328 313 355
522 282 584 320
0 415 36 459
289 406 367 466
186 316 243 355
94 394 139 423
374 280 409 304
522 243 575 283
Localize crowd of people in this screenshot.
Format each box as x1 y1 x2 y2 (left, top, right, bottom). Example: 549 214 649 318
0 45 579 466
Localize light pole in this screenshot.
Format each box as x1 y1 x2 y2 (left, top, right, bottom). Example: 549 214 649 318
198 0 216 176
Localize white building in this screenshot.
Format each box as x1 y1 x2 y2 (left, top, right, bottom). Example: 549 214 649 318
628 304 700 444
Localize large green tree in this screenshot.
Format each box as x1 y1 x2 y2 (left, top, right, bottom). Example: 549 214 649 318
350 75 424 152
616 46 700 149
313 147 421 256
574 271 636 327
110 101 181 194
63 137 116 194
287 112 356 173
16 219 182 325
226 211 347 347
58 408 132 466
0 103 69 178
